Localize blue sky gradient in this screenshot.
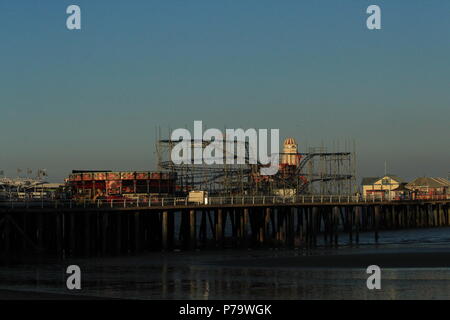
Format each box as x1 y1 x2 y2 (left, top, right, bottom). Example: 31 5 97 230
0 1 449 181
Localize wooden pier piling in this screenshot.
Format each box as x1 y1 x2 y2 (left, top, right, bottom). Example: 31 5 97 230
0 199 448 257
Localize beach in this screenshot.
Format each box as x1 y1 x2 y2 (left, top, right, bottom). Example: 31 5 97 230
1 227 450 300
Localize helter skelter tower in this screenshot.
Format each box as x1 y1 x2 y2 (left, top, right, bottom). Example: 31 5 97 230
281 138 300 166
251 137 356 196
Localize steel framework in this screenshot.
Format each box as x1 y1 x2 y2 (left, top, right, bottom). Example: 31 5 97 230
156 137 356 196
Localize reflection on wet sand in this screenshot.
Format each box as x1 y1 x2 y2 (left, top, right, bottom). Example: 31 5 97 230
1 227 450 300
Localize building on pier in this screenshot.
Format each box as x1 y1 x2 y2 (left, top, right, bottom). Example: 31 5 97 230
391 183 412 200
0 177 62 200
66 170 177 200
361 175 404 200
407 177 450 200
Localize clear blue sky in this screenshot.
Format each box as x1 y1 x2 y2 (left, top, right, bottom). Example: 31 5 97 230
0 1 449 182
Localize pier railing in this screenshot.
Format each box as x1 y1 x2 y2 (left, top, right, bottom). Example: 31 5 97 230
1 194 449 209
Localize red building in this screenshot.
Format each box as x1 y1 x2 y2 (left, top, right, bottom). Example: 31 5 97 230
67 170 177 200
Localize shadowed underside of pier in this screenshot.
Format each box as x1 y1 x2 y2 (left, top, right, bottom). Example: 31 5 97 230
0 200 449 258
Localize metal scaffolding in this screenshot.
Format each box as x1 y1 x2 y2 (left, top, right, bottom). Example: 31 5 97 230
156 136 356 196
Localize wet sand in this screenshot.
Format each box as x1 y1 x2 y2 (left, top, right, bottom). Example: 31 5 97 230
2 228 450 300
212 251 450 269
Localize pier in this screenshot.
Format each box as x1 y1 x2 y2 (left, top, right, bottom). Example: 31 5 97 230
0 195 449 257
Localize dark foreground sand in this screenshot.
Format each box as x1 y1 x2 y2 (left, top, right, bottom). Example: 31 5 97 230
0 289 110 300
211 251 450 269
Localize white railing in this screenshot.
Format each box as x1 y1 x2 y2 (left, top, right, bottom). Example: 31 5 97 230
0 194 448 209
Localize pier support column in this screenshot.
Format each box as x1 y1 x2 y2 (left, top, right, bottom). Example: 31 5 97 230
348 207 353 244
116 213 122 254
274 208 280 245
355 206 361 243
56 213 62 256
215 209 223 247
189 210 196 250
69 213 76 256
332 206 339 246
162 211 169 251
374 206 380 243
323 208 329 245
312 207 319 247
288 207 295 247
242 208 249 247
4 216 11 254
304 208 310 248
101 212 109 255
37 212 44 251
22 213 28 251
199 211 207 245
433 205 438 227
84 213 90 256
134 212 140 253
257 208 266 246
262 208 270 246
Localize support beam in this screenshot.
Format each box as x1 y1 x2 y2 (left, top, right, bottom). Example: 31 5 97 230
189 210 196 250
162 211 169 251
215 209 223 247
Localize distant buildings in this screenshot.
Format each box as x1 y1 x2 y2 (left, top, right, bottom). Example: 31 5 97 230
361 175 450 200
0 178 63 200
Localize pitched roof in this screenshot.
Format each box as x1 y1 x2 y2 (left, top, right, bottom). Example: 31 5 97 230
407 177 450 188
361 177 379 185
385 175 404 183
361 175 404 185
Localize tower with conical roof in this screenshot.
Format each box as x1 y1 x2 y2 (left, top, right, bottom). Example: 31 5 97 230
282 138 299 166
